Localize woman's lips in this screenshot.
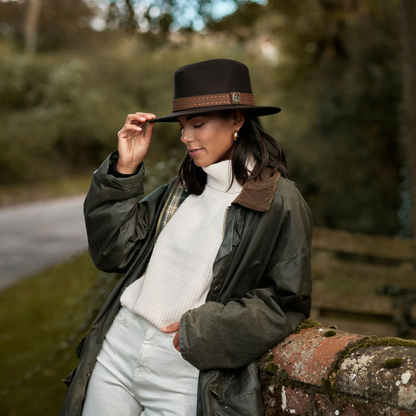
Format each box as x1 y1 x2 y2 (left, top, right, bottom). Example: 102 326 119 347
188 148 203 157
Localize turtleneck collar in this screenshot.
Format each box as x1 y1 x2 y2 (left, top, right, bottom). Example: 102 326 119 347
202 160 242 194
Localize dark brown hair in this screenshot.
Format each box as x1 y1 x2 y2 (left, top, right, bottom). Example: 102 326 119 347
178 111 288 195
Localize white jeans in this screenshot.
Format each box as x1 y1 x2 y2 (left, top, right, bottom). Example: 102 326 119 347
82 307 199 416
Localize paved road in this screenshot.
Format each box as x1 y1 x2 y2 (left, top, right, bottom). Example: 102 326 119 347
0 196 88 291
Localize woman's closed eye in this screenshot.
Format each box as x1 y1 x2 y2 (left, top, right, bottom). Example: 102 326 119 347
179 123 202 131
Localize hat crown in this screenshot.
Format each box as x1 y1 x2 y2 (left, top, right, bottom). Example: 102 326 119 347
150 58 280 122
173 59 253 99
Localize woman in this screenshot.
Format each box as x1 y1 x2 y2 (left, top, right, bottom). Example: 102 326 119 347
61 59 313 416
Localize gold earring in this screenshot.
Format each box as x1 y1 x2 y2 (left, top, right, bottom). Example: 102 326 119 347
234 131 239 141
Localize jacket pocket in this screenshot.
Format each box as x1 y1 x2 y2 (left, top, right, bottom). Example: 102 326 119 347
211 362 265 416
213 388 264 416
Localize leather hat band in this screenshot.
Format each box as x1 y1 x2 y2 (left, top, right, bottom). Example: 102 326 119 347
172 92 255 112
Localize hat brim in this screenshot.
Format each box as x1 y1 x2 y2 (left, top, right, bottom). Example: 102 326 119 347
149 105 281 122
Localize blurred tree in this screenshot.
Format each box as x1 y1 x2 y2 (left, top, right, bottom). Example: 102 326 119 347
400 0 416 239
101 0 264 47
209 0 404 236
0 0 261 51
0 0 97 52
0 0 408 238
24 0 42 54
0 1 26 46
0 38 244 186
107 0 251 32
37 0 96 50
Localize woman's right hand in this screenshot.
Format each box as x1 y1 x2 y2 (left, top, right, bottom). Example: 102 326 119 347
116 112 156 174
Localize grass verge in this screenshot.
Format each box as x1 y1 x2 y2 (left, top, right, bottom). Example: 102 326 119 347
0 175 92 207
0 252 118 416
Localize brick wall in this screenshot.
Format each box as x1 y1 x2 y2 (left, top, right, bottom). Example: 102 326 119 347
258 319 416 415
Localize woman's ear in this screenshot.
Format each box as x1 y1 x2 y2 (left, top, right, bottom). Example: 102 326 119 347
232 110 246 130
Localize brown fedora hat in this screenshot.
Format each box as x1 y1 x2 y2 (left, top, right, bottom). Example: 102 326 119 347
150 59 281 122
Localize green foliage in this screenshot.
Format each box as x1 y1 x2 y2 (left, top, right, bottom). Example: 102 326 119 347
106 0 256 33
0 0 98 52
211 0 403 236
0 36 249 189
0 48 137 183
281 5 402 235
0 0 408 236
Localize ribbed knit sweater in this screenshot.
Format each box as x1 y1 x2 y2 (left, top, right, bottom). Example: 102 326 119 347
120 160 243 329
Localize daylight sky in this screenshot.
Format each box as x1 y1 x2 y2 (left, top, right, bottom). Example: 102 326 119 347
89 0 267 31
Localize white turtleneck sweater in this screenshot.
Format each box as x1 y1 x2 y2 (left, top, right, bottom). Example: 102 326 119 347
120 160 243 329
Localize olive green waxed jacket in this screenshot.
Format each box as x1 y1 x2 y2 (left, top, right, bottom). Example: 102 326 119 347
60 152 313 416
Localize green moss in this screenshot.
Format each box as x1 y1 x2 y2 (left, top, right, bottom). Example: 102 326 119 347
323 330 337 337
294 317 323 333
383 358 403 369
321 377 334 395
358 336 416 349
265 354 274 362
278 368 289 381
264 362 278 374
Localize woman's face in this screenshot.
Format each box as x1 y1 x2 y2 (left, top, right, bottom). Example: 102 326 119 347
178 111 245 167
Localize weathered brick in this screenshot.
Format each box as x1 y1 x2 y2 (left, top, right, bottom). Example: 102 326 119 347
259 327 365 386
337 346 416 412
282 386 312 415
312 394 409 415
314 393 345 414
259 324 416 415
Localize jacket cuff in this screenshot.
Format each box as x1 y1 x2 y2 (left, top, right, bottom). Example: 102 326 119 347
108 154 143 178
93 152 145 191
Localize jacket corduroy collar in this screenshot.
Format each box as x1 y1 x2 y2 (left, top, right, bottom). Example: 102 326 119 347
232 168 281 212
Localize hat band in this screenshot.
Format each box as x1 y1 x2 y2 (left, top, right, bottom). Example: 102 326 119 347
172 92 255 112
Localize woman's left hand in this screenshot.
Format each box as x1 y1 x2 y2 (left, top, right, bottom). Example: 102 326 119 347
161 322 181 352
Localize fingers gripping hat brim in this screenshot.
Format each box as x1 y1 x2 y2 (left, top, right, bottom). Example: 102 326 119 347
148 59 281 123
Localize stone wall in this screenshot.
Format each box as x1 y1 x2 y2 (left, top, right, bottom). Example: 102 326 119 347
258 319 416 415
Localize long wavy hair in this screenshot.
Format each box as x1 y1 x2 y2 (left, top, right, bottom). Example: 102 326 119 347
178 111 289 195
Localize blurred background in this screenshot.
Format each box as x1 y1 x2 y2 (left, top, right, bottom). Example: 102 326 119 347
0 0 415 414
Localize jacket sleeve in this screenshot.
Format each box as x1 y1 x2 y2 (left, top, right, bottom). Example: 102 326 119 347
83 152 169 273
179 189 313 371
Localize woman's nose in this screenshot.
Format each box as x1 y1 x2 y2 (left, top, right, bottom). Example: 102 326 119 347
180 128 193 144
